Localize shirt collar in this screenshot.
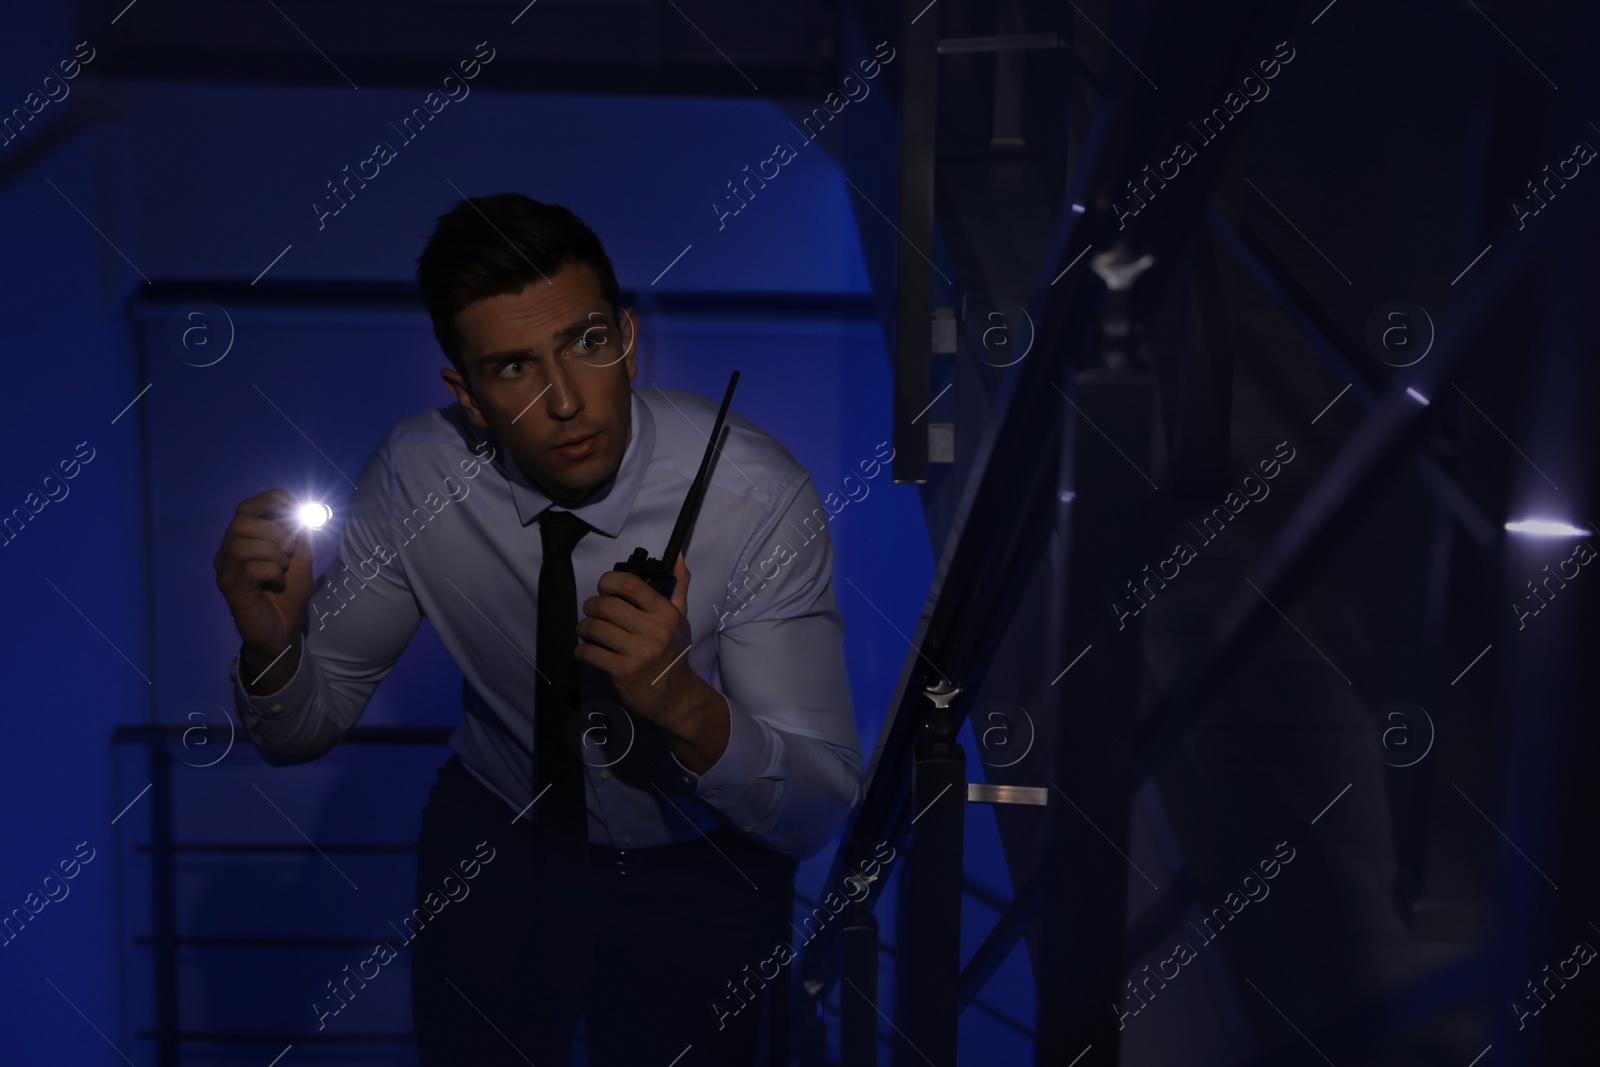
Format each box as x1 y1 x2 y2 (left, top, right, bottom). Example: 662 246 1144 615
494 389 654 538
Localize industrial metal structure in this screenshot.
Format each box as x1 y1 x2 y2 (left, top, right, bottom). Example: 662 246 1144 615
793 0 1600 1064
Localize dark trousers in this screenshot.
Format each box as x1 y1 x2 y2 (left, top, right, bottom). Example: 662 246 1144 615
411 755 797 1066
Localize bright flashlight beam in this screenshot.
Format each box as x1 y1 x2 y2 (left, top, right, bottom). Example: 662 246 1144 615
295 501 333 530
1504 519 1590 537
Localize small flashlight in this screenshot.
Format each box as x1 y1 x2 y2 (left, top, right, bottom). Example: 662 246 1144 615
291 501 333 530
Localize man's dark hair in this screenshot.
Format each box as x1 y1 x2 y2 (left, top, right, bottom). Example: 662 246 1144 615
415 193 621 374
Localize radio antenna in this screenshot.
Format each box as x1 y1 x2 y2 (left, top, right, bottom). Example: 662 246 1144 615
613 369 740 599
661 371 739 567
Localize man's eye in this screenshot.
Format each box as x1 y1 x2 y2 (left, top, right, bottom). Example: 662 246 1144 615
573 331 605 357
496 360 527 379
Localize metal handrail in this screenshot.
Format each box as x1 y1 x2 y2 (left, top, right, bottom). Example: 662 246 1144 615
111 725 453 1063
794 85 1120 1003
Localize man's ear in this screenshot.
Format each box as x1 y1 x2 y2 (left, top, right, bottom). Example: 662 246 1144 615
621 308 638 383
441 365 489 429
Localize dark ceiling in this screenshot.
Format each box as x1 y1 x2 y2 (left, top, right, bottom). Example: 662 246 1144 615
84 0 842 97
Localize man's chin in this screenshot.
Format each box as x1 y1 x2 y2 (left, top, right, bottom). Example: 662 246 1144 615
539 462 620 506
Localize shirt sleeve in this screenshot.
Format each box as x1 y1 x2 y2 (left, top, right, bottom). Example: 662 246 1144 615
669 474 863 861
229 433 425 765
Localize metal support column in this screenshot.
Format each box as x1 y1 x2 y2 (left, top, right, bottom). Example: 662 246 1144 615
891 0 939 483
840 904 879 1066
1037 359 1154 1064
796 990 827 1067
898 684 966 1065
150 745 178 1066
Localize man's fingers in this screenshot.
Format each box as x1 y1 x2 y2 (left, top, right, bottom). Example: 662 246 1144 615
594 568 669 611
233 535 291 566
573 641 625 677
581 592 650 631
670 552 690 616
233 514 294 555
576 617 637 656
236 487 291 518
591 558 690 615
239 559 288 589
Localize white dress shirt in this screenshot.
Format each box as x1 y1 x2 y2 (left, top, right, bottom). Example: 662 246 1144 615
229 387 863 861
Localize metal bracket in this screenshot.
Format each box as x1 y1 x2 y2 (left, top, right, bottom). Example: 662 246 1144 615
967 783 1049 805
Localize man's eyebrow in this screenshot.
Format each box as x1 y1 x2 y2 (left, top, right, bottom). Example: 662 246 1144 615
477 347 534 367
476 313 612 366
551 314 609 347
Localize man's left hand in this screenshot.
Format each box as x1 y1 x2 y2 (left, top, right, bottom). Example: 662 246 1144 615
575 553 729 771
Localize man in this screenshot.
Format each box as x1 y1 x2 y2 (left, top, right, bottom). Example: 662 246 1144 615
212 194 863 1065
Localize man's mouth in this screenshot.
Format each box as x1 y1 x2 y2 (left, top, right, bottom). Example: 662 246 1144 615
552 431 600 459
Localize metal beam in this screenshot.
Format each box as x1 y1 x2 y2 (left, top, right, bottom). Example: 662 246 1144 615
1206 211 1498 547
938 214 1551 1027
1135 219 1552 786
891 0 940 483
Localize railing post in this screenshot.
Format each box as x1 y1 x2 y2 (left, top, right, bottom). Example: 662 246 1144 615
901 681 965 1065
149 743 178 1066
1037 337 1154 1063
796 988 827 1067
840 902 879 1066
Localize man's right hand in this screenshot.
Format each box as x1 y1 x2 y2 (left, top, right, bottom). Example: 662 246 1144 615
214 488 314 693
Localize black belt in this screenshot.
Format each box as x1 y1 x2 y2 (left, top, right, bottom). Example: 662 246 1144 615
588 827 797 880
590 827 740 873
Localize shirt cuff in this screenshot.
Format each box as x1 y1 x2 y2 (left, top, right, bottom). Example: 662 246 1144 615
230 641 313 724
669 692 767 810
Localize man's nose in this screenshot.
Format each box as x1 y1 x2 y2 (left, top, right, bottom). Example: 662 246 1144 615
547 363 583 418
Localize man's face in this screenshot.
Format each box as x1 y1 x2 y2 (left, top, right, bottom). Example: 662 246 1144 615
441 261 637 506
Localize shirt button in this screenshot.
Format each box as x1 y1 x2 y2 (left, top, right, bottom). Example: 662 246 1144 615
269 704 283 713
600 770 610 781
743 824 755 832
681 775 691 785
622 833 632 844
704 789 718 798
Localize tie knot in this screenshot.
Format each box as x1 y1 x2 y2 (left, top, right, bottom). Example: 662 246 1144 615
539 509 591 557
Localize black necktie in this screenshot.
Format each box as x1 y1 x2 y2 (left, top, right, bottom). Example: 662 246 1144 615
535 509 594 991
